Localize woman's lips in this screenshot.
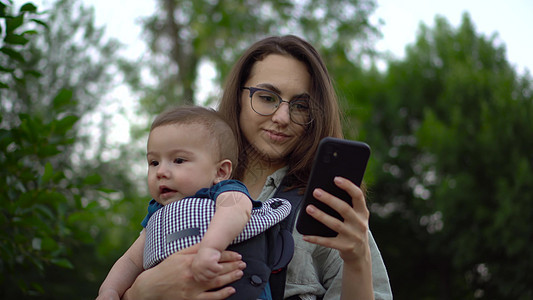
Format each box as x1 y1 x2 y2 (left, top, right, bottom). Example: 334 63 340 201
264 129 289 142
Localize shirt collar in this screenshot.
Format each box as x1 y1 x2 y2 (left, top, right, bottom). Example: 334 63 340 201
257 166 288 202
269 166 288 190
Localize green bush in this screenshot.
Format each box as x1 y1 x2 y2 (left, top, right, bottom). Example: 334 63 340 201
0 2 114 296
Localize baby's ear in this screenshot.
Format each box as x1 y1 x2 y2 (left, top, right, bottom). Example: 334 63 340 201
214 159 232 184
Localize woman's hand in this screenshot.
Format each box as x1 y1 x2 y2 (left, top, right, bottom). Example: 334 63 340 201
301 176 370 262
302 176 374 299
123 243 245 300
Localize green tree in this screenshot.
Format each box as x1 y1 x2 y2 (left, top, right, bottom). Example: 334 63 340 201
4 0 121 160
1 1 145 298
128 0 381 117
1 1 103 296
357 13 533 299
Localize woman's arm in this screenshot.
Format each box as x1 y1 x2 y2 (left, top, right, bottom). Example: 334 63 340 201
97 231 146 300
122 243 246 300
301 176 374 300
192 191 253 281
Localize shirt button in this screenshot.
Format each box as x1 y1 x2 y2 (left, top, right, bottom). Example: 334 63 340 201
250 275 263 286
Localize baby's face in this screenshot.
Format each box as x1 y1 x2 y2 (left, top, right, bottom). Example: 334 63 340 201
146 123 220 205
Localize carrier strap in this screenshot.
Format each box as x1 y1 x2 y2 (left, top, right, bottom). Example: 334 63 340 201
269 178 304 300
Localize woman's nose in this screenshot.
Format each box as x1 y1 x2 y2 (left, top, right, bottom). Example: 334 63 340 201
271 102 291 125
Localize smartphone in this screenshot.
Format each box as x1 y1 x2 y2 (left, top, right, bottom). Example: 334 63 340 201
296 137 371 237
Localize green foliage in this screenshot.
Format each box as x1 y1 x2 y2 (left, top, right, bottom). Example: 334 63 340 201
0 94 144 299
1 1 145 298
4 0 531 298
128 0 380 119
0 92 100 296
356 13 533 299
0 0 43 89
3 0 121 119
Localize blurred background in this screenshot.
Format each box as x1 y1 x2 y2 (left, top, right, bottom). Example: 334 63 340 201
1 0 532 299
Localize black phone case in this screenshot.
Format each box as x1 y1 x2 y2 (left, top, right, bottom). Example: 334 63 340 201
296 137 370 237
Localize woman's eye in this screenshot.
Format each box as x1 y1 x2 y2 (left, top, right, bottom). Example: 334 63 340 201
174 158 185 164
291 100 309 111
258 94 277 103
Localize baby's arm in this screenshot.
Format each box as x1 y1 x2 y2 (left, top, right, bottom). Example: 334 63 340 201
97 230 146 300
191 191 252 282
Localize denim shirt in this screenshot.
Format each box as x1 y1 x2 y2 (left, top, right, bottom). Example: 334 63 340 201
258 167 393 300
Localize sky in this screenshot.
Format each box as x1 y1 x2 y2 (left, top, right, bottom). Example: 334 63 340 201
372 0 532 74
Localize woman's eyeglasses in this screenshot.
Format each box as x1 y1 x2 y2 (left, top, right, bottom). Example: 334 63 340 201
242 87 313 125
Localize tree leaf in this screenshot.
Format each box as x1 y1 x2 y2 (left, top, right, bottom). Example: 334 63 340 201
24 69 42 78
52 89 73 110
4 33 29 45
22 29 38 36
40 162 54 185
38 145 61 157
20 3 38 13
0 46 25 62
6 14 24 33
97 187 116 193
51 258 74 269
33 204 55 220
83 173 102 185
0 65 15 73
0 129 12 149
54 115 79 134
31 283 45 294
30 18 48 29
41 236 58 252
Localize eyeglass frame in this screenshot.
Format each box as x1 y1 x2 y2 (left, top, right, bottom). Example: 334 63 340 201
241 86 314 125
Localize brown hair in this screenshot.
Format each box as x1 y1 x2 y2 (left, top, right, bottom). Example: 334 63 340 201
151 106 238 170
218 35 343 187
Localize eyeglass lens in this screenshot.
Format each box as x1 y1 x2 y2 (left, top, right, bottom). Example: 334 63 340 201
250 89 311 125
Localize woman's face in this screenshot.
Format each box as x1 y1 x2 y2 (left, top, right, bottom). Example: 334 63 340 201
239 54 311 163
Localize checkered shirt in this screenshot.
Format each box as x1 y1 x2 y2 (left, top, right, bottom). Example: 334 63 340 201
143 197 291 269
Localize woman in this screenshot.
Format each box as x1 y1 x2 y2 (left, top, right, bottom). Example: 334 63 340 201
124 35 391 300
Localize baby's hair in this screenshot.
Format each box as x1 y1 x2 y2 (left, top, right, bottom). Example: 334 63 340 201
150 106 238 170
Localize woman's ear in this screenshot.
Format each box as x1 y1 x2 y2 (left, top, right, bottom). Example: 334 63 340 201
213 159 232 184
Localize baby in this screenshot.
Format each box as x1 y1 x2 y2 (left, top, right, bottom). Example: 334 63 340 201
97 106 291 300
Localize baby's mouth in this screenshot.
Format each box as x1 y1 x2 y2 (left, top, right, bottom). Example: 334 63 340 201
159 186 176 196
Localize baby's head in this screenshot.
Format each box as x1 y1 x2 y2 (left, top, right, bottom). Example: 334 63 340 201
147 106 238 205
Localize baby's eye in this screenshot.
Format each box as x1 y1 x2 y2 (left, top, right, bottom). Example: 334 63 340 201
149 160 159 167
174 158 185 164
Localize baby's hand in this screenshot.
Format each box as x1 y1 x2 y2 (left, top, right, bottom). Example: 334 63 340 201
191 247 223 282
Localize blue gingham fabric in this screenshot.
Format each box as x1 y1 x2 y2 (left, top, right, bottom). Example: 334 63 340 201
143 197 291 269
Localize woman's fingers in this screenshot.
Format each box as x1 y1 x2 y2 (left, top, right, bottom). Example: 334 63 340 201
219 250 243 263
199 268 244 297
302 177 370 255
305 193 345 234
154 248 244 299
308 177 368 225
333 177 368 217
